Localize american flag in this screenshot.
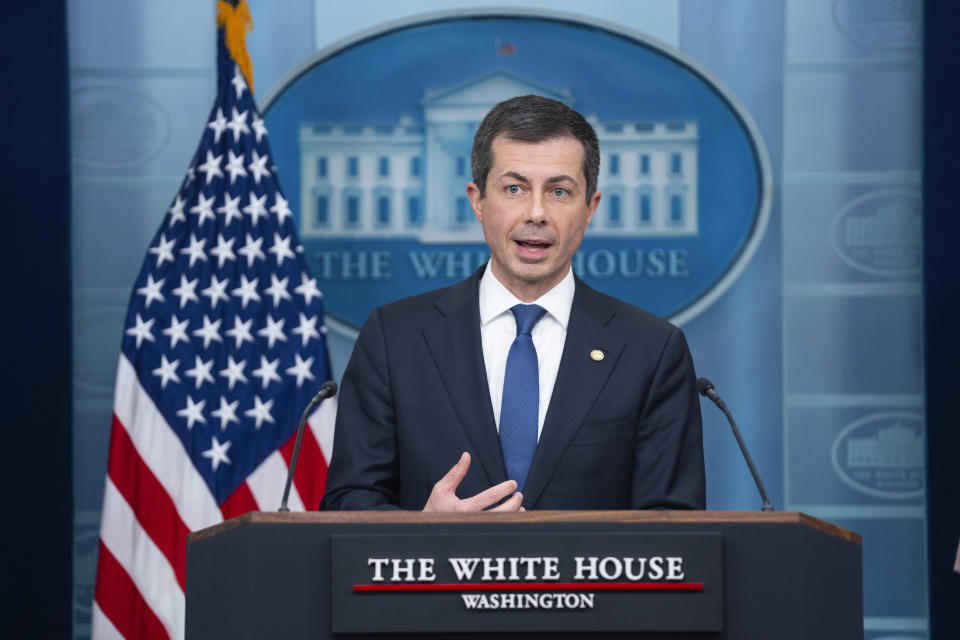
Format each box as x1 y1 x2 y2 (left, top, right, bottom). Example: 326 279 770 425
91 6 335 639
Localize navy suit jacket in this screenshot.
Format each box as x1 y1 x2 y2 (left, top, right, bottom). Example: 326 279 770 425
320 268 705 510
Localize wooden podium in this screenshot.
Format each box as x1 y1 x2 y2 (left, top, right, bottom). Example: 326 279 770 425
186 511 862 639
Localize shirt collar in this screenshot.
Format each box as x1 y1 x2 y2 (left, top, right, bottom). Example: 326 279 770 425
479 263 575 330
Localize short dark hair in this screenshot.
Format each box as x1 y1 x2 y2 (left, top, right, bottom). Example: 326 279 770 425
470 95 600 203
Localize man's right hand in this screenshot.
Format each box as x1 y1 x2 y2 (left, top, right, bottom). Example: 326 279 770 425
423 452 524 512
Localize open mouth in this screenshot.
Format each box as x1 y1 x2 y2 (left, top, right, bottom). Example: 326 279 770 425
514 239 553 259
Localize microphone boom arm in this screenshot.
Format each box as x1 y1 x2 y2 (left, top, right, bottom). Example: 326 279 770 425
279 380 337 512
698 377 773 512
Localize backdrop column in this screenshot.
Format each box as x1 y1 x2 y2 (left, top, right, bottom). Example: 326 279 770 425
0 2 73 637
923 1 960 637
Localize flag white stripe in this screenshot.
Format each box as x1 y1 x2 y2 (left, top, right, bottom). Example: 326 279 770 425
99 478 184 639
308 396 337 461
91 600 126 640
245 450 304 511
113 354 223 531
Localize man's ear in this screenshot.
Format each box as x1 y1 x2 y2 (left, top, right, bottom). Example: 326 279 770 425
585 190 601 227
466 182 484 223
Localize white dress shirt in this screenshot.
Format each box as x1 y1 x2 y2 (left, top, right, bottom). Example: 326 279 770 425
479 264 574 439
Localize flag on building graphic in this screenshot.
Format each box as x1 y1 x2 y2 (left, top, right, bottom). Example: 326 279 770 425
92 2 335 637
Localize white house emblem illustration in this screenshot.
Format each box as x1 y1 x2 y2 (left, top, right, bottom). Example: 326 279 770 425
298 70 699 242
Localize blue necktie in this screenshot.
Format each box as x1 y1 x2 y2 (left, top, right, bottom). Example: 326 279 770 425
499 304 547 492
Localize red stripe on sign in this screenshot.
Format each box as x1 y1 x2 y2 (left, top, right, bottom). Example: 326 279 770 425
220 479 260 519
279 424 328 510
94 541 171 640
354 582 704 592
107 413 189 589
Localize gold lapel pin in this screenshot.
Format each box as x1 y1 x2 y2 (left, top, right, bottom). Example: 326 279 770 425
590 349 604 362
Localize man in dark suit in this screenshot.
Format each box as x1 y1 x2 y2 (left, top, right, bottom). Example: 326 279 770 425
320 95 705 512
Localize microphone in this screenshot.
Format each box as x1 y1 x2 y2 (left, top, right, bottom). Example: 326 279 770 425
697 377 773 511
278 380 338 512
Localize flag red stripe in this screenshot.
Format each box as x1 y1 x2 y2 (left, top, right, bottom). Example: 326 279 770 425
279 425 328 510
94 541 171 640
107 414 189 589
220 479 260 519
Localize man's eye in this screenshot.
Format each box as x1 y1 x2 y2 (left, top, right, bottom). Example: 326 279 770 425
552 187 568 197
506 185 522 195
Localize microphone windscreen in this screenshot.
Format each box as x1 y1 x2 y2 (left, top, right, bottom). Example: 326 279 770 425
696 377 715 397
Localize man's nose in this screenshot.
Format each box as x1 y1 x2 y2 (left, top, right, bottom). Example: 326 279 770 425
527 191 548 223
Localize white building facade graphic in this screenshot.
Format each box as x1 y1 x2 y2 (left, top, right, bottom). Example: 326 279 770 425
299 71 698 241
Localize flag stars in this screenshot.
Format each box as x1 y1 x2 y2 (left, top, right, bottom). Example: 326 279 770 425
168 195 187 227
151 354 181 389
207 107 228 144
251 114 268 143
211 397 240 430
193 315 224 349
176 396 207 430
185 354 215 389
123 52 336 489
257 315 287 349
242 192 268 226
202 436 232 471
197 150 224 185
227 106 250 142
264 273 292 307
286 354 316 388
217 193 242 226
231 65 247 99
179 233 209 268
162 316 191 348
219 356 249 391
171 274 200 308
244 396 275 429
189 192 217 225
270 193 292 225
136 274 166 308
247 150 271 184
148 233 176 267
251 355 282 389
231 274 261 308
237 232 265 266
224 150 248 184
126 314 156 348
201 274 231 309
210 233 236 268
225 314 254 349
268 232 295 266
292 312 320 347
294 272 322 306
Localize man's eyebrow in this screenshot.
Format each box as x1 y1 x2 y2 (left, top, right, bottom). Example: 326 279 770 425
497 171 530 183
545 174 579 186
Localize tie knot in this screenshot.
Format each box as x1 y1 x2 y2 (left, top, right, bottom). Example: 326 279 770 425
510 304 547 336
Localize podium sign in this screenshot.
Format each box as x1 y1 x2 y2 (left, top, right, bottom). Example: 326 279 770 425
331 532 722 633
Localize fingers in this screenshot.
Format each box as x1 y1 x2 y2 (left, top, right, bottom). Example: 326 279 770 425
424 451 529 513
435 452 471 493
489 490 524 512
463 478 519 511
423 453 472 511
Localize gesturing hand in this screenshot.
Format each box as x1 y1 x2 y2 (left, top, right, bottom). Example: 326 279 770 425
423 452 524 512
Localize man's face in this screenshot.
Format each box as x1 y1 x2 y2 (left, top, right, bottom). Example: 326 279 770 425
466 135 601 301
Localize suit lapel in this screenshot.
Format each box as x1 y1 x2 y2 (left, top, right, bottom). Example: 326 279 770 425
422 272 506 487
522 281 626 507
